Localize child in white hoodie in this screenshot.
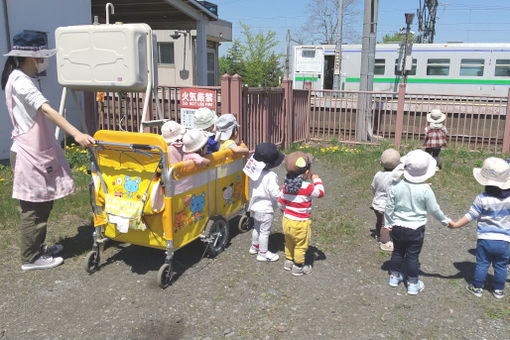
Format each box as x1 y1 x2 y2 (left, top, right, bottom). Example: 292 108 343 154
243 143 284 262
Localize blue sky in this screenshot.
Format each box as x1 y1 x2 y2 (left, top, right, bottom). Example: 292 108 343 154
213 0 510 57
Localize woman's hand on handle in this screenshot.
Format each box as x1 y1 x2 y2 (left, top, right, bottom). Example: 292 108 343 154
74 133 95 147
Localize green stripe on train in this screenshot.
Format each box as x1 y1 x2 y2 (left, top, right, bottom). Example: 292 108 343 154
295 77 319 81
345 77 510 85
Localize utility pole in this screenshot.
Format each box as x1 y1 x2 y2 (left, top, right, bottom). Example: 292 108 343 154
357 0 378 141
333 0 344 90
402 13 415 85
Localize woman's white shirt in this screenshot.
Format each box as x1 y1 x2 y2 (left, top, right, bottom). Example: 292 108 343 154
9 69 48 151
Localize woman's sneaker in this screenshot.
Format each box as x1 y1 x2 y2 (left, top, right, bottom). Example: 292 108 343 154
407 280 425 295
493 289 504 299
21 255 64 271
41 244 64 256
256 251 279 262
466 284 483 298
389 273 404 287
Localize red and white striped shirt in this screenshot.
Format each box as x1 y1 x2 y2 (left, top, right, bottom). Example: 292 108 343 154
279 177 324 221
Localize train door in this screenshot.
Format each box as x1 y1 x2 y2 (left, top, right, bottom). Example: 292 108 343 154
323 55 334 90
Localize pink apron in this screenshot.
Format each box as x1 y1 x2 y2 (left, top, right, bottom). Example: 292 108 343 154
6 73 75 202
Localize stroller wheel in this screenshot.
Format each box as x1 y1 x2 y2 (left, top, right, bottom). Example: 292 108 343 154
237 213 253 233
157 263 173 289
205 216 230 257
84 250 100 273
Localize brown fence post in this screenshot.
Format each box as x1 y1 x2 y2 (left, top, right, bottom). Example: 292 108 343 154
502 88 510 153
221 73 231 114
282 79 293 149
394 83 406 149
230 74 244 143
304 81 311 141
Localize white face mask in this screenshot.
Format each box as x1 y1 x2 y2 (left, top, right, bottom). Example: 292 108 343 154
35 58 49 73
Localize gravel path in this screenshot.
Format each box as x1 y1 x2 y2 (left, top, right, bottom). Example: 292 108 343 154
1 159 509 339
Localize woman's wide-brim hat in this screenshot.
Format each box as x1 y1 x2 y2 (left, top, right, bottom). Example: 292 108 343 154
4 30 56 58
473 157 510 189
401 149 437 183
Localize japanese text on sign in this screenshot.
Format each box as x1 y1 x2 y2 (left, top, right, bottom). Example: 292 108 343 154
180 88 216 110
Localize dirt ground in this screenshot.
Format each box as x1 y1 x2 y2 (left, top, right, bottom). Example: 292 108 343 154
1 159 509 340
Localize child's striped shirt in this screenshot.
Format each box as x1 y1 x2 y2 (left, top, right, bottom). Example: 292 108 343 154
279 177 324 221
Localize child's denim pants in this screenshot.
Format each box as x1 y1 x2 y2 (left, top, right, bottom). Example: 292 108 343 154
389 225 425 283
473 239 510 290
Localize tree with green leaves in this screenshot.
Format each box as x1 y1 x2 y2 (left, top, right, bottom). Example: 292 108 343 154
380 31 416 44
219 23 283 87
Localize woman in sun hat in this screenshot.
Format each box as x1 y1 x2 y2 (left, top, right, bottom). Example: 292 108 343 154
161 120 186 164
243 143 285 262
193 107 219 154
423 108 448 170
449 157 510 299
182 128 211 167
384 149 451 295
2 30 95 272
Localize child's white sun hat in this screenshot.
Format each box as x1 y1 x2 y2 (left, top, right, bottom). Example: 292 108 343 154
426 109 446 128
214 113 240 141
473 157 510 189
193 107 217 130
182 129 209 153
161 120 186 143
401 149 437 183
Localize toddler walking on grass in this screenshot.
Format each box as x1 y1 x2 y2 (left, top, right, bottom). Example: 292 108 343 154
371 148 401 251
385 149 451 295
244 143 284 262
279 151 324 276
449 157 510 299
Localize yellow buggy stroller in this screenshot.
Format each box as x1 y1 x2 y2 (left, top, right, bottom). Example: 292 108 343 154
87 130 252 288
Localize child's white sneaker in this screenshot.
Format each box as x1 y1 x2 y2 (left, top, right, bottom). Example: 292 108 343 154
256 251 279 262
283 259 294 271
291 264 312 276
249 245 259 255
407 280 425 295
380 241 394 251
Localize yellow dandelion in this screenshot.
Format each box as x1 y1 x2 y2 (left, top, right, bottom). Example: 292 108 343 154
0 178 4 182
320 148 325 152
299 146 303 149
305 145 309 149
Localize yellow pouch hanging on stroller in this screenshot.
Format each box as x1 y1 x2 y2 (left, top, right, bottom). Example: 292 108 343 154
104 193 146 233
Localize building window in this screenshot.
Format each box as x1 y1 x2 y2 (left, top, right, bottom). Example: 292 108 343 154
495 59 510 77
427 58 450 76
460 59 484 76
394 58 417 76
374 59 385 75
207 51 216 86
158 42 174 64
302 50 315 58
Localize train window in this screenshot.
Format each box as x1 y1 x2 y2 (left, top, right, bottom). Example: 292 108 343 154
495 59 510 77
394 58 417 76
460 59 484 76
374 59 385 75
302 50 316 58
427 58 450 76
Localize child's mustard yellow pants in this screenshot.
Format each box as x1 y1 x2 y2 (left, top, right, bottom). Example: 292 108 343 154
282 216 311 264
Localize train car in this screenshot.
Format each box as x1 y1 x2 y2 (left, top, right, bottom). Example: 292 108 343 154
292 43 510 96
